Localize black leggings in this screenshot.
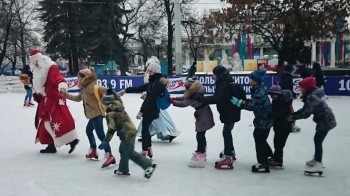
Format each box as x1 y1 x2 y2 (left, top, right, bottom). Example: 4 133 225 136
196 131 207 153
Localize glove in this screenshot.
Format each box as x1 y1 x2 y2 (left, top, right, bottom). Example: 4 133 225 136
169 97 175 104
107 83 114 95
230 97 242 107
136 111 143 119
33 93 42 103
98 140 109 150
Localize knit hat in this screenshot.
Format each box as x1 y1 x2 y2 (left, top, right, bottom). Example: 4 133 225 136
299 77 316 92
146 57 161 73
268 85 282 95
285 64 294 73
185 77 197 89
29 49 43 63
250 69 267 83
281 89 293 102
213 65 227 76
78 68 92 78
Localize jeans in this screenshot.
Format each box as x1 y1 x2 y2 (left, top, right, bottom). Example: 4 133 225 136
222 123 235 156
314 130 330 162
86 116 110 152
24 88 32 102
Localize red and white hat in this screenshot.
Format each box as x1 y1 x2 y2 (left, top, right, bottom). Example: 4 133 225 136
29 49 43 63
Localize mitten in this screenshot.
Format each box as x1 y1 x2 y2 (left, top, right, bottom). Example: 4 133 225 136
230 97 242 107
33 93 42 103
98 140 109 150
136 111 143 119
107 83 114 95
169 97 175 104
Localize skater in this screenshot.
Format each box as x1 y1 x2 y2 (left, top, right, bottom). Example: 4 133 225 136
230 69 273 173
136 57 179 143
280 64 300 132
98 89 156 179
191 65 242 170
186 61 197 80
29 50 79 154
312 62 327 99
287 77 336 175
64 68 116 168
19 74 34 107
266 85 293 168
118 57 168 158
170 77 215 168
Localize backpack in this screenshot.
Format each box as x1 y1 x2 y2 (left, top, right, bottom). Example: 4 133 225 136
229 82 247 100
93 85 107 116
157 86 170 110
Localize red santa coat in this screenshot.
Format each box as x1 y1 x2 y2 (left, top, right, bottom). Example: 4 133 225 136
32 61 77 147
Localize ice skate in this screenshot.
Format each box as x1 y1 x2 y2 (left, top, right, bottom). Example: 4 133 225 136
251 163 270 173
101 152 116 168
269 160 283 169
40 144 57 153
306 158 317 166
114 170 130 176
147 147 153 159
86 148 98 160
219 150 236 161
188 152 206 168
28 101 35 106
214 155 234 170
68 139 79 154
291 125 301 132
304 161 323 176
144 164 157 179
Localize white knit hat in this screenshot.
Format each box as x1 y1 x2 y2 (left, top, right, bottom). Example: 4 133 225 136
146 57 161 73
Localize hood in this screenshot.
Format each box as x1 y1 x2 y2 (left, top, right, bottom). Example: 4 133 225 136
183 80 205 99
79 71 98 88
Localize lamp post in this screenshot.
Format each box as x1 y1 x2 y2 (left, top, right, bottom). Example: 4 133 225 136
155 38 161 59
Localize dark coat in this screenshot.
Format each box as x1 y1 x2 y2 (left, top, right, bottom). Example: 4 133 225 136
125 73 166 120
172 80 215 132
195 73 241 123
271 91 293 129
292 88 336 131
279 72 296 98
312 63 325 87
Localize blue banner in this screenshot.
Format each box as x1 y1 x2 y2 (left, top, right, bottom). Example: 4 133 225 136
66 75 350 96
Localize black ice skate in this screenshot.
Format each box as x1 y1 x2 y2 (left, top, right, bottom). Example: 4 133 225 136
68 139 79 154
114 170 130 176
144 164 157 179
251 163 270 173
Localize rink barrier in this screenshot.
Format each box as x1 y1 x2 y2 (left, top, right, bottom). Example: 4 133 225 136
65 75 350 96
0 75 24 93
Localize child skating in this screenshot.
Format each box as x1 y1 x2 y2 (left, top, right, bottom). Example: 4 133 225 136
288 77 336 176
98 89 156 179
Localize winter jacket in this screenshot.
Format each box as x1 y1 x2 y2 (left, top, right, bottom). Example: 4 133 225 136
312 64 326 87
195 73 241 123
65 72 107 119
172 80 215 132
19 74 32 89
241 85 274 129
104 100 137 141
279 72 296 98
292 88 336 131
271 90 293 128
125 73 168 120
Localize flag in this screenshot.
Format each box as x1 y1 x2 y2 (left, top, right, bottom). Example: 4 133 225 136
247 34 253 59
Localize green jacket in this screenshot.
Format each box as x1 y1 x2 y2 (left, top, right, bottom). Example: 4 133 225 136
105 100 136 141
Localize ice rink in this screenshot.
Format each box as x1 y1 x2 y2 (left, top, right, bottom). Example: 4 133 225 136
0 92 349 196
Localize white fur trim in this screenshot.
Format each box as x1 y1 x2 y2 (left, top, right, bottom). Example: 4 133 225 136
31 55 57 95
58 82 68 92
54 129 78 147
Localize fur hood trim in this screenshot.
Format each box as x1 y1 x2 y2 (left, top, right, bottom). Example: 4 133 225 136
79 71 98 88
159 77 170 86
183 80 205 99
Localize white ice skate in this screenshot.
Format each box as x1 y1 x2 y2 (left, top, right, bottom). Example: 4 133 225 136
188 152 206 168
304 161 324 176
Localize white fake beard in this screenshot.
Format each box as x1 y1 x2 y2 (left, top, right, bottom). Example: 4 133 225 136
32 63 50 95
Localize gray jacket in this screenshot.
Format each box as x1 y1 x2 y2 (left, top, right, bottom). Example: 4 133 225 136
292 88 336 131
173 80 215 132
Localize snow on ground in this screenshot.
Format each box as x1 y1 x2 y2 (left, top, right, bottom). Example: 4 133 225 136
0 92 349 196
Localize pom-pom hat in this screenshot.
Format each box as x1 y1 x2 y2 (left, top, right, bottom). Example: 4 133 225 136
250 69 267 83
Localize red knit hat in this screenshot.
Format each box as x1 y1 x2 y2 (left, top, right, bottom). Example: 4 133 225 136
299 77 316 92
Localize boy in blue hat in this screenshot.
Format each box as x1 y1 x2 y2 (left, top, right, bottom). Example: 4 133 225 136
230 69 273 173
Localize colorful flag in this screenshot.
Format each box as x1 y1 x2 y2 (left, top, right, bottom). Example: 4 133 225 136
247 34 253 59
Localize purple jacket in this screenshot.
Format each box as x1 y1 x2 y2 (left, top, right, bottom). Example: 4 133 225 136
172 80 215 132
